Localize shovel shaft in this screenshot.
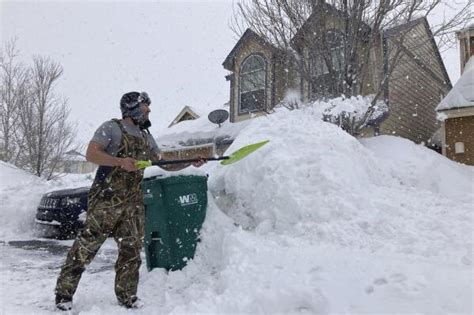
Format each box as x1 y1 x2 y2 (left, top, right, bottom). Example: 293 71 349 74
145 156 229 167
153 156 229 165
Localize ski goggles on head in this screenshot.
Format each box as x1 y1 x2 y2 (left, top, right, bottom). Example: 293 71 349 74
137 92 151 105
120 91 151 112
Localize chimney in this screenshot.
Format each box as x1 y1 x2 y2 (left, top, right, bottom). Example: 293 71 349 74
456 23 474 74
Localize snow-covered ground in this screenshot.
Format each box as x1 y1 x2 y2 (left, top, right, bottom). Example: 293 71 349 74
1 106 473 314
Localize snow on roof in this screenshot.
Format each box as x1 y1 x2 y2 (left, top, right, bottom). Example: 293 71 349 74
436 56 474 111
457 23 474 33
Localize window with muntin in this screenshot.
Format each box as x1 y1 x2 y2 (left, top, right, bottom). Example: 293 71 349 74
239 54 266 113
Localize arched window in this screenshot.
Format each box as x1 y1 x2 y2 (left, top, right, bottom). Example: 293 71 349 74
239 54 266 113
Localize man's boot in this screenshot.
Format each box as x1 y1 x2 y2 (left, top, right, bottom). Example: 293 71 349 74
118 295 143 309
55 295 73 311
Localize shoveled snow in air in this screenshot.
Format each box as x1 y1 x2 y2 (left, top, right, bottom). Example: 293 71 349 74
0 104 472 314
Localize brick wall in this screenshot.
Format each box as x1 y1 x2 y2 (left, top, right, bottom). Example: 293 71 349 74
445 116 474 165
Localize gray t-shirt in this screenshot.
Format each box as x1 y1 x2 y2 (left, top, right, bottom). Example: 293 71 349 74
91 119 160 158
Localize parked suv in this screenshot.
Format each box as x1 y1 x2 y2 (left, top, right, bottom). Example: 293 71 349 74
35 187 89 239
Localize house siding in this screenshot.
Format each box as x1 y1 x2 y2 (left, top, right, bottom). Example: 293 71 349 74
60 160 97 174
362 36 384 96
273 55 298 105
295 16 378 101
381 22 449 143
161 144 216 161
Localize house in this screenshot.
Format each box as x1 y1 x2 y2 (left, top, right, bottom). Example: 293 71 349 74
435 25 474 165
158 107 241 161
60 150 97 174
223 10 451 145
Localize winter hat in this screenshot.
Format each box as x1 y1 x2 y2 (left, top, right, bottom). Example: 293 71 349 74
120 91 151 125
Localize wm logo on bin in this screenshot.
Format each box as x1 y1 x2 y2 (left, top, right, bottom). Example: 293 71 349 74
178 193 198 206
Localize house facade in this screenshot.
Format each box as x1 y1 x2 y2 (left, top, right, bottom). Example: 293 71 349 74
436 25 474 165
223 29 287 123
223 12 451 145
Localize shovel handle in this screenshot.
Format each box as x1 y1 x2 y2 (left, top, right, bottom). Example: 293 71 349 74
136 156 229 169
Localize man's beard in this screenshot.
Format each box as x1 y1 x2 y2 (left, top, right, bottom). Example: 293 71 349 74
129 110 151 130
139 119 151 130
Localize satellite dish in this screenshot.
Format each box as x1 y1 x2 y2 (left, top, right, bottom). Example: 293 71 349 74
208 109 229 127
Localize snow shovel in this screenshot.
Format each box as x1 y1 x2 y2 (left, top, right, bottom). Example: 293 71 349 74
136 140 269 169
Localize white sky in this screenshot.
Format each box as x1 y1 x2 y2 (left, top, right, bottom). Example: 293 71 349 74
0 0 466 146
1 0 237 145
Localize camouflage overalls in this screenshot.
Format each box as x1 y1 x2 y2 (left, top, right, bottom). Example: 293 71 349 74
55 119 151 305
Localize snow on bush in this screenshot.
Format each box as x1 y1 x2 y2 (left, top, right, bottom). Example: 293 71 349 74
278 94 389 133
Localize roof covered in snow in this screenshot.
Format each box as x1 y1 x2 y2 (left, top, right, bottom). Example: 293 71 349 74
456 23 474 34
436 56 474 111
157 110 248 149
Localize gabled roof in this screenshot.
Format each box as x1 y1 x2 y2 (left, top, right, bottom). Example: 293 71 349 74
293 5 343 41
222 28 279 70
384 17 452 90
168 105 201 128
291 3 371 48
383 17 426 36
457 23 474 35
437 56 474 111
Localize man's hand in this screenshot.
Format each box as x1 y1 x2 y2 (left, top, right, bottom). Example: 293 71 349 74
119 157 139 172
191 157 207 168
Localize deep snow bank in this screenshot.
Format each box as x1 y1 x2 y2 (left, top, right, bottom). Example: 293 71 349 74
207 107 473 260
0 162 47 240
1 103 472 314
138 106 472 313
361 135 473 200
0 161 93 240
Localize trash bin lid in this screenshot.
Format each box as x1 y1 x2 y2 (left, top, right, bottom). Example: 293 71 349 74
159 175 208 186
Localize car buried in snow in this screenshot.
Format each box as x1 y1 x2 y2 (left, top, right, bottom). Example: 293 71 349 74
35 187 90 239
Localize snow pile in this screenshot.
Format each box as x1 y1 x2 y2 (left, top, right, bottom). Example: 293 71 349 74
140 107 473 314
207 108 473 258
361 135 473 200
0 161 93 240
0 162 47 240
1 101 473 314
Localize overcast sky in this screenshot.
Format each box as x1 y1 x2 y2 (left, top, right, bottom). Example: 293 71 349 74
0 0 466 146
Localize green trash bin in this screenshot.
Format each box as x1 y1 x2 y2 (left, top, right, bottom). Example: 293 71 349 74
142 174 208 271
